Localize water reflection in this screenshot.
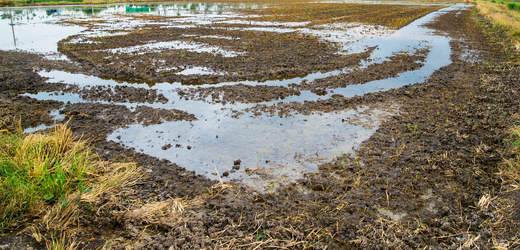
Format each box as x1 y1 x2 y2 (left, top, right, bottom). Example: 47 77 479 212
9 10 15 47
1 3 472 188
0 3 263 53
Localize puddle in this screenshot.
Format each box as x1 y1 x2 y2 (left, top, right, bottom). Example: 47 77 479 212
23 110 64 134
175 67 224 76
2 3 472 189
107 107 394 187
104 41 245 58
23 124 56 134
0 10 85 53
0 3 262 54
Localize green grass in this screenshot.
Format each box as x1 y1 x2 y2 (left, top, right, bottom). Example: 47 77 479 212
0 125 93 232
508 1 520 10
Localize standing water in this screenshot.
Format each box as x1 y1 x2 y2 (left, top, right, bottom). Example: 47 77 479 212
0 3 470 188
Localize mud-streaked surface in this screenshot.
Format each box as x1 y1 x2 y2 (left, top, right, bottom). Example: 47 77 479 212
1 1 519 249
1 2 457 186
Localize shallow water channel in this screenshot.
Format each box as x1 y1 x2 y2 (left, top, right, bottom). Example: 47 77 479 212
0 2 470 188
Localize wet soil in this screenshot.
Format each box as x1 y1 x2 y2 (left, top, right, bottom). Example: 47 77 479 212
289 49 429 91
176 48 428 105
240 3 443 29
61 84 169 104
0 51 63 130
58 27 367 84
53 3 440 86
1 5 520 250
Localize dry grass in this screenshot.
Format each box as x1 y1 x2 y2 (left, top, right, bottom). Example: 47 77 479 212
45 232 77 250
0 123 143 249
483 125 520 249
124 198 184 225
0 124 93 231
80 161 141 204
476 0 520 49
501 126 520 187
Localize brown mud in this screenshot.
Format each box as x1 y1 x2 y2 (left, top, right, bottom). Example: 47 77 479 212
239 3 443 28
177 48 428 105
53 3 440 85
57 27 369 84
1 5 520 250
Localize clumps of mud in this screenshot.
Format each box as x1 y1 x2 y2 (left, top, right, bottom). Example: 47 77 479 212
243 91 391 117
125 60 520 250
60 84 169 104
0 51 47 92
2 4 520 250
177 84 301 104
101 8 520 249
176 48 426 105
0 93 63 131
290 48 429 91
0 51 64 130
240 3 443 29
57 24 372 84
59 103 196 146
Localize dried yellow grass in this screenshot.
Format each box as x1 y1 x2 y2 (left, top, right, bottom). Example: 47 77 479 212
476 1 520 49
45 232 77 250
0 123 144 249
124 198 184 224
81 161 142 204
500 126 520 188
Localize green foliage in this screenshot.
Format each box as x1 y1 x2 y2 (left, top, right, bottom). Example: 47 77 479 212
0 125 93 232
508 2 520 10
407 122 418 133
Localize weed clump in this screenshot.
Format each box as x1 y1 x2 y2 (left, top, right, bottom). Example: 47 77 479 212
0 125 92 231
0 124 141 239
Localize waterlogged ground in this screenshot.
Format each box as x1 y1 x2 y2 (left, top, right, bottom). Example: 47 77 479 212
0 2 449 186
1 1 520 249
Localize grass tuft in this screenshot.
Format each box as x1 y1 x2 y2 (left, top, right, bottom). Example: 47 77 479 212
0 125 93 232
46 232 77 250
0 123 143 249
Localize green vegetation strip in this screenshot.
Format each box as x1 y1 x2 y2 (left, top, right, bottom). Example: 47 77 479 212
505 126 520 182
507 1 520 10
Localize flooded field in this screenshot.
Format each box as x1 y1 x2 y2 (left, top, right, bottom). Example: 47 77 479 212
1 2 460 187
2 1 520 248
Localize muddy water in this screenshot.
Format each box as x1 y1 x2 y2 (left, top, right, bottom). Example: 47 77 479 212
1 3 470 188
